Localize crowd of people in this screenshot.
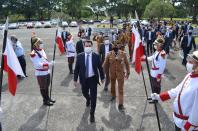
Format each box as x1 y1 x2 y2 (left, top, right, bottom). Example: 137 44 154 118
3 19 198 131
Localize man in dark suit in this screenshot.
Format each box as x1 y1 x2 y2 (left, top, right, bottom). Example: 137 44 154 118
74 40 105 123
76 35 86 54
164 27 174 55
99 36 112 91
61 27 68 46
145 27 155 55
181 30 196 65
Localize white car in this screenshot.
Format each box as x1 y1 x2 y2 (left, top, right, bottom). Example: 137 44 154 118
8 23 19 29
35 22 43 28
27 22 34 29
130 19 138 24
43 21 52 28
62 21 68 27
69 21 78 27
0 24 5 30
141 20 149 25
101 20 110 24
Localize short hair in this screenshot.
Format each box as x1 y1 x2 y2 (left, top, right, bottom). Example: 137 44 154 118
84 40 93 46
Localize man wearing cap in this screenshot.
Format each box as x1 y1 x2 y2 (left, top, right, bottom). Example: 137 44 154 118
74 40 105 123
11 35 27 77
99 35 112 91
103 41 130 111
150 50 198 131
147 36 167 95
181 30 196 66
30 37 55 106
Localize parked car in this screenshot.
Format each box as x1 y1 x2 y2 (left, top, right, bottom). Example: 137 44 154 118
61 21 68 27
69 21 78 27
101 20 110 24
35 22 43 28
87 20 94 24
43 21 52 28
130 19 138 24
8 23 19 29
27 22 34 29
51 19 58 26
141 20 149 25
94 20 101 23
0 24 5 30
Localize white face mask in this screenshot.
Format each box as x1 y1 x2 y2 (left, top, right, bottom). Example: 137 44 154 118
39 44 44 49
186 62 194 73
154 45 157 49
84 47 92 54
104 40 109 45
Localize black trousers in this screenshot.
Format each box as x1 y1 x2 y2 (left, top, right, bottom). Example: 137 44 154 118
175 125 181 131
151 76 161 94
81 76 97 115
182 48 191 65
147 40 153 56
18 55 26 76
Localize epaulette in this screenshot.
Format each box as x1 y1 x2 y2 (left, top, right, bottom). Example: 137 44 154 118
30 50 36 57
160 50 166 59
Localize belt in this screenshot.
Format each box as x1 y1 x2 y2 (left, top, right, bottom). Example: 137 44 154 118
36 69 48 71
152 68 159 70
174 112 189 120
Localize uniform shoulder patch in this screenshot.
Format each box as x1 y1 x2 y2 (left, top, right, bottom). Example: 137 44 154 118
30 50 36 57
160 50 166 59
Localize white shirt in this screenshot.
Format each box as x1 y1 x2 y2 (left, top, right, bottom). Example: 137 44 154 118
105 44 110 57
13 41 24 57
66 40 75 57
85 53 95 77
30 49 50 76
148 31 151 40
187 35 192 47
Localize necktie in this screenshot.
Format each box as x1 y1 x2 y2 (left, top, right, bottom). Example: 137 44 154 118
85 54 89 78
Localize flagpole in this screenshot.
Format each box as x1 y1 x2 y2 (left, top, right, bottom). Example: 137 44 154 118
141 66 148 99
0 18 8 105
135 11 161 131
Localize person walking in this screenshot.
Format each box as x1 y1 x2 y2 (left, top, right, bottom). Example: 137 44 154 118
74 40 105 123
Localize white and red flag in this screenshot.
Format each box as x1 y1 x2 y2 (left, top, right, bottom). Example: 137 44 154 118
132 26 144 74
3 38 25 96
56 29 65 55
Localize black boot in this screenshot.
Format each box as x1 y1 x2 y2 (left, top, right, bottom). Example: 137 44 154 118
40 89 53 106
69 64 73 74
90 114 95 123
118 104 125 112
46 88 56 103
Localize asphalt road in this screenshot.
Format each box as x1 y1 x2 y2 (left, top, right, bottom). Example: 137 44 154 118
0 26 188 131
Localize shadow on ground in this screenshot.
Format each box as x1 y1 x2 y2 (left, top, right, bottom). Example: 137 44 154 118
18 105 47 131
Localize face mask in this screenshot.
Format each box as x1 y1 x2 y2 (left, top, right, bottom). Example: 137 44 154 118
84 47 92 54
186 62 194 73
104 40 109 45
39 44 44 49
154 45 157 49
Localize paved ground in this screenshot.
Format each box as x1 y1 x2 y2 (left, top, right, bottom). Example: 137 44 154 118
0 26 188 131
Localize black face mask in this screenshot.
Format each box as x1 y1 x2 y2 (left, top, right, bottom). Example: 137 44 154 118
113 47 119 53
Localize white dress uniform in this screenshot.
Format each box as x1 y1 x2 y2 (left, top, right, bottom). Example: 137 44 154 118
66 40 75 58
30 49 50 76
148 50 167 79
159 73 198 130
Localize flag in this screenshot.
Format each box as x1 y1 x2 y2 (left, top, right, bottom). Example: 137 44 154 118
56 29 65 55
3 39 25 96
132 26 144 74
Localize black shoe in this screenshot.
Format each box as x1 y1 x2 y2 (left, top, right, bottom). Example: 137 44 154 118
90 115 95 123
43 101 53 106
110 96 116 102
49 99 56 103
147 97 152 100
86 100 90 107
118 104 125 112
149 100 158 104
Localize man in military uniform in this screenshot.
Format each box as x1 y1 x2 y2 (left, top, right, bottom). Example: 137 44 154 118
147 36 167 97
103 41 130 111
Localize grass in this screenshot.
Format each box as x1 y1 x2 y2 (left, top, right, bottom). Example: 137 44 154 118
195 37 198 45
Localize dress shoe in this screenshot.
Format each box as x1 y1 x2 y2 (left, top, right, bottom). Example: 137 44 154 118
43 101 53 106
49 99 56 103
90 115 95 123
118 104 125 112
149 100 158 104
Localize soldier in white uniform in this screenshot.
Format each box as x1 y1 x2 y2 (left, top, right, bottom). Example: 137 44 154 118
147 36 167 94
151 50 198 131
65 33 76 74
30 37 55 106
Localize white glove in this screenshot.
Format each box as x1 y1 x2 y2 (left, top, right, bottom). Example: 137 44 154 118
151 93 161 101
